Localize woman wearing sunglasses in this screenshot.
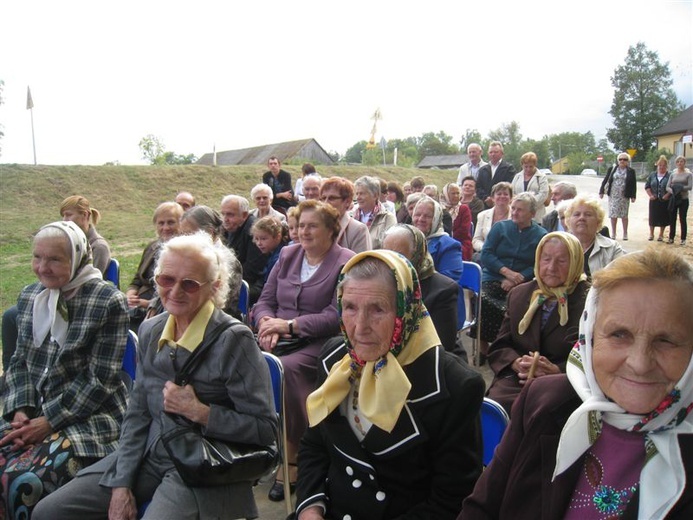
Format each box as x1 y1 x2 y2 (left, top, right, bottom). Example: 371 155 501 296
34 231 278 520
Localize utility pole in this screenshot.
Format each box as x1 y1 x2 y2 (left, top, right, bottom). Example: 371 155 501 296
26 86 37 165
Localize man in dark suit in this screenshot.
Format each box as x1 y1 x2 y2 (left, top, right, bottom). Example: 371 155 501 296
220 194 267 303
475 141 516 208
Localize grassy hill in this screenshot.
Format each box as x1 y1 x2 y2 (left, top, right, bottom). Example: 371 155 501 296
0 163 460 314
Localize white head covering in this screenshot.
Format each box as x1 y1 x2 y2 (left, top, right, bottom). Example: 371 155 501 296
32 221 102 348
553 287 693 519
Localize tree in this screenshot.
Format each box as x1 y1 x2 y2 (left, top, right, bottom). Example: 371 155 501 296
416 131 459 158
344 140 368 163
488 121 523 167
459 129 484 151
606 42 684 161
138 134 197 165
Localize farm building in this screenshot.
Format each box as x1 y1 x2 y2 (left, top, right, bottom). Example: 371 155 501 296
197 138 335 166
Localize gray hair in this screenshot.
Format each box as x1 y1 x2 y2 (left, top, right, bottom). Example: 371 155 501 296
354 176 381 198
338 257 396 306
512 192 538 214
220 194 250 213
180 205 223 238
383 225 416 258
155 231 232 308
552 181 577 199
250 183 273 201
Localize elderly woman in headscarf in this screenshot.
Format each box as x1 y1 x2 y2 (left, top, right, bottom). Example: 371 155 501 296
382 224 463 358
460 248 693 519
410 196 465 282
295 250 485 520
485 232 589 415
0 221 129 519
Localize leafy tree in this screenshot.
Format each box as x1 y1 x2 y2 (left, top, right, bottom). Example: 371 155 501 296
459 129 484 151
138 134 196 165
416 131 459 158
488 121 523 167
607 42 684 161
344 140 368 163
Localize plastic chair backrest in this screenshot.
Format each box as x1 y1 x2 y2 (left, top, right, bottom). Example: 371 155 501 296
121 330 138 390
459 260 482 294
238 279 250 323
262 351 293 514
481 397 509 466
104 258 120 289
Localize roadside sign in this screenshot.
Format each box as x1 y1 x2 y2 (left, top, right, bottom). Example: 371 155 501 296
597 156 603 162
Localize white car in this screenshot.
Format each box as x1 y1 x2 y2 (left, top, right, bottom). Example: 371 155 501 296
581 168 598 176
538 168 553 175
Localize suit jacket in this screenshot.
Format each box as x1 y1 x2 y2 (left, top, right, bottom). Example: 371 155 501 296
296 341 485 520
127 239 160 298
600 165 637 199
457 160 487 184
99 309 277 519
252 242 355 341
338 213 372 253
476 160 517 206
421 272 462 356
472 207 511 252
486 280 589 414
586 233 625 276
541 209 560 232
460 375 693 519
2 279 129 458
222 214 268 296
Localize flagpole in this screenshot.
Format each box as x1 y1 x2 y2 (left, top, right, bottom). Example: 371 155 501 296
30 107 37 165
26 86 36 165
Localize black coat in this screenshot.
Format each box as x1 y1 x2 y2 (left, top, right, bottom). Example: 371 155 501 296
475 160 517 206
421 272 463 357
296 341 485 520
600 165 637 199
221 215 267 302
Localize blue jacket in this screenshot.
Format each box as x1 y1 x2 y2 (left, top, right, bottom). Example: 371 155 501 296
428 234 464 282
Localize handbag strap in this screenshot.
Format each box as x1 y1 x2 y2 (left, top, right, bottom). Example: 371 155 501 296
172 318 235 386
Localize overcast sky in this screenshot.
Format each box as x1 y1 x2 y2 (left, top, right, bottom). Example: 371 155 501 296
1 0 691 165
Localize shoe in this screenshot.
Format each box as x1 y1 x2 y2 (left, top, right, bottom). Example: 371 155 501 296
648 236 654 241
268 479 296 502
623 235 628 241
682 240 687 246
668 239 675 244
657 237 664 242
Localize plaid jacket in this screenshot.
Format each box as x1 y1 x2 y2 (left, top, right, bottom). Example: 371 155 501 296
2 279 129 458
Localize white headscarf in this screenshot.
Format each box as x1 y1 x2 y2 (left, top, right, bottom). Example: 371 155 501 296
32 221 102 348
553 287 693 519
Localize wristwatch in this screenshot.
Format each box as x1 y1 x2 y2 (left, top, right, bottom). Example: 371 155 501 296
287 319 295 336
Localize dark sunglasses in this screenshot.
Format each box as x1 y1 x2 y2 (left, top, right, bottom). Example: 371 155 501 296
618 158 629 161
155 274 210 294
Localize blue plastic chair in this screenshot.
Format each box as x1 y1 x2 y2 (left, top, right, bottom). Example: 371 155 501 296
458 261 483 366
238 279 250 324
120 330 138 391
104 258 120 289
481 397 509 466
262 352 293 515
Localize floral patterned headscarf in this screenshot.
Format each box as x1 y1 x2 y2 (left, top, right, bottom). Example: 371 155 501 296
306 250 440 432
518 232 586 335
553 284 693 519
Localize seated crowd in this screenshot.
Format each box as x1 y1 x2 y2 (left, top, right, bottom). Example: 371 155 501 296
2 152 691 520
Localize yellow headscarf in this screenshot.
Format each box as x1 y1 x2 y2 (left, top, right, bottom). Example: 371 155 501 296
517 231 586 335
306 250 441 433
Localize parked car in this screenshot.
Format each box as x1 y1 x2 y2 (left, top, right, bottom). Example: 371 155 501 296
538 168 553 176
581 168 598 176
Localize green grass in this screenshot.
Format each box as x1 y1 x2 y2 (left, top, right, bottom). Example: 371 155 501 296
0 163 459 353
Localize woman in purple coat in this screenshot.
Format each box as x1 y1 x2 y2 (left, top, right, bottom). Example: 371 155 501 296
253 200 355 502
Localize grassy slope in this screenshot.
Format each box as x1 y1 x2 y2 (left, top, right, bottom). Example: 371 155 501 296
0 163 459 314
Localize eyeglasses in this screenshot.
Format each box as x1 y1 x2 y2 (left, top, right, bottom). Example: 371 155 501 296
321 195 344 202
155 274 210 293
618 158 629 162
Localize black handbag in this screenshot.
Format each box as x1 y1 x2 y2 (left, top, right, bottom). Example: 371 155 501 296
272 336 310 356
160 321 279 487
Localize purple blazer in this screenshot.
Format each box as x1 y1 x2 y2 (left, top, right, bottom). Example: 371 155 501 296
252 242 355 340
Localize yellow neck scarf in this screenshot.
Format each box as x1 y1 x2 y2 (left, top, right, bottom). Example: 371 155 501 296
518 232 586 335
306 250 441 433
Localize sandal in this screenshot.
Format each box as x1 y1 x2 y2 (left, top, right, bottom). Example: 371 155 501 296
268 462 298 502
648 236 654 241
657 236 664 242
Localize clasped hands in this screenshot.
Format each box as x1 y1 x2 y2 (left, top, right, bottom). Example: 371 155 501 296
511 352 560 385
256 316 292 352
0 411 52 451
